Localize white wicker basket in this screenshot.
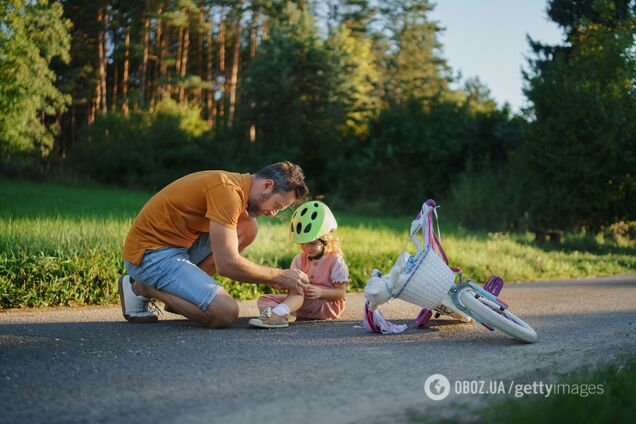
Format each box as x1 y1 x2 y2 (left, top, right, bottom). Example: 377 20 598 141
392 246 455 309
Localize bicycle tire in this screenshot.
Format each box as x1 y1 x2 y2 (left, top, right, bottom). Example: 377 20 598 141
459 289 537 343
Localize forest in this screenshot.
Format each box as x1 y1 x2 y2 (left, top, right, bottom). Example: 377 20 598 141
1 0 635 234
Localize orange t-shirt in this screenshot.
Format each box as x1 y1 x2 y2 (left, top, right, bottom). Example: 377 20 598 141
123 171 252 265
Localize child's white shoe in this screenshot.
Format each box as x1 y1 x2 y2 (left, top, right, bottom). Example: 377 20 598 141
248 307 289 328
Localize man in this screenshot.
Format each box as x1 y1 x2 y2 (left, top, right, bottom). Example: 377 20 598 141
119 161 310 328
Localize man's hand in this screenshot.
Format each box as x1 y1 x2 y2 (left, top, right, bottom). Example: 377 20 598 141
273 269 309 292
304 284 323 300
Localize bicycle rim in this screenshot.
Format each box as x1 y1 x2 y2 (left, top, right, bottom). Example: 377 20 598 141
459 289 538 343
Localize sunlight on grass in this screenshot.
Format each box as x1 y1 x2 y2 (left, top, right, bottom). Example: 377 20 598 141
1 179 635 308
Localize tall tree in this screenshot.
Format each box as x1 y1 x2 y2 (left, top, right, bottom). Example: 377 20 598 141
338 0 376 36
227 11 243 127
242 2 340 187
205 7 216 128
121 26 130 115
97 4 108 115
0 0 71 158
377 0 452 102
327 25 380 139
217 8 226 122
522 0 636 231
140 4 150 108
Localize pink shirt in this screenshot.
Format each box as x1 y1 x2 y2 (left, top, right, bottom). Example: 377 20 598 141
290 252 349 319
291 253 349 286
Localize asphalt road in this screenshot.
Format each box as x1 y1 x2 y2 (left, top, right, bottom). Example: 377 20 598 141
1 274 635 424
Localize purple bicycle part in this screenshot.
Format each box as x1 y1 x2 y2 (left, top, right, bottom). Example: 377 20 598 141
483 275 504 297
415 308 433 328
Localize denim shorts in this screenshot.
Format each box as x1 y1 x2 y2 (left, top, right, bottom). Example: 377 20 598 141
123 233 222 311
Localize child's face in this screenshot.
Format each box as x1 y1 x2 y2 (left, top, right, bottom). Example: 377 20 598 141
301 239 324 257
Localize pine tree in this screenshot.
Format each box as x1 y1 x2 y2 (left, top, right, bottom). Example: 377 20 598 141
377 0 452 102
522 0 636 232
0 0 71 159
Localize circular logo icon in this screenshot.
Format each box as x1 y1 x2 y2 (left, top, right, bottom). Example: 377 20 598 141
424 374 451 401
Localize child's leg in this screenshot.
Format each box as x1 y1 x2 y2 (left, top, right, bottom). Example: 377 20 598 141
249 290 304 329
297 298 345 320
281 289 304 314
257 294 287 312
257 291 304 315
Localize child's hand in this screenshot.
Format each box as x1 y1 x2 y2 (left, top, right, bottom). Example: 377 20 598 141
304 284 323 299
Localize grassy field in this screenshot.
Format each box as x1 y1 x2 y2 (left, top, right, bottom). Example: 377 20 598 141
1 178 635 308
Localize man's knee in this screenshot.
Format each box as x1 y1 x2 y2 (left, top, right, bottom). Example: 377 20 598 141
237 217 258 250
204 291 239 328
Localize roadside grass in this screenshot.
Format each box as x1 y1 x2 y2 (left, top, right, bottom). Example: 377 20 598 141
1 178 635 308
412 357 636 424
479 357 636 423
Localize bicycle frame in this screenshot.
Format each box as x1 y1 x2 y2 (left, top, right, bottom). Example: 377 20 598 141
447 274 509 324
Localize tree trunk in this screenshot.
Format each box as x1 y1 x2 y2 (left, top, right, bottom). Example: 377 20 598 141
206 11 215 129
249 15 257 59
195 6 204 105
262 15 269 41
228 18 241 128
218 14 225 122
160 18 168 101
153 8 163 108
89 98 96 124
176 24 183 98
96 8 103 115
122 26 130 116
140 12 150 108
111 60 118 111
96 7 106 114
249 11 257 141
179 12 190 104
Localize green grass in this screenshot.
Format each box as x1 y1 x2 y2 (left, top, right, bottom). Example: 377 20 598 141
1 178 635 308
478 357 636 423
411 357 636 424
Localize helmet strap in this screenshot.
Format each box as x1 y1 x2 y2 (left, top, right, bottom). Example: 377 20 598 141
308 239 327 261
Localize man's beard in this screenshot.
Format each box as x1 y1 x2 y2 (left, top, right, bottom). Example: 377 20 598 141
247 192 270 215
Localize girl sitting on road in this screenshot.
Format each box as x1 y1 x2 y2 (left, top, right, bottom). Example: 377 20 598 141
248 201 349 328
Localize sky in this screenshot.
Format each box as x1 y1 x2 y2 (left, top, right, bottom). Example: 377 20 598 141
429 0 564 112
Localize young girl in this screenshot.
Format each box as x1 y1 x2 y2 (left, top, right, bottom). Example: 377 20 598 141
249 200 349 328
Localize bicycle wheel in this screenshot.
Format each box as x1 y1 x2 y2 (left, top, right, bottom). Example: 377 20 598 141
459 289 537 343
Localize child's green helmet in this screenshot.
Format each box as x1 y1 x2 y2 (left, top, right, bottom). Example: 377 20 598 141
290 200 337 244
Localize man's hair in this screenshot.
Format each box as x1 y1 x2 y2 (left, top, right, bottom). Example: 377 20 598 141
255 161 308 201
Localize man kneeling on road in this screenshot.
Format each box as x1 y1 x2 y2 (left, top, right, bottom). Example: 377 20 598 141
119 161 310 328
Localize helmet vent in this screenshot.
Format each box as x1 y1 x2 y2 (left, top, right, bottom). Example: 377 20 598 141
300 208 308 216
296 222 302 234
311 211 318 220
303 223 312 233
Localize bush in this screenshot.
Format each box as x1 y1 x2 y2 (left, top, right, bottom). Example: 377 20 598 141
604 221 636 246
445 164 528 232
70 100 225 190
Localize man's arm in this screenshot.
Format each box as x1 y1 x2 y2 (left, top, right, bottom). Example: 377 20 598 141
209 221 308 291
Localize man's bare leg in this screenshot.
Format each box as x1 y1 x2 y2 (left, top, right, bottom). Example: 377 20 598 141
134 282 238 328
140 216 258 325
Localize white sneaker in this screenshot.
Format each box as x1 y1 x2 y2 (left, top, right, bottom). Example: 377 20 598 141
248 307 289 328
118 275 158 323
